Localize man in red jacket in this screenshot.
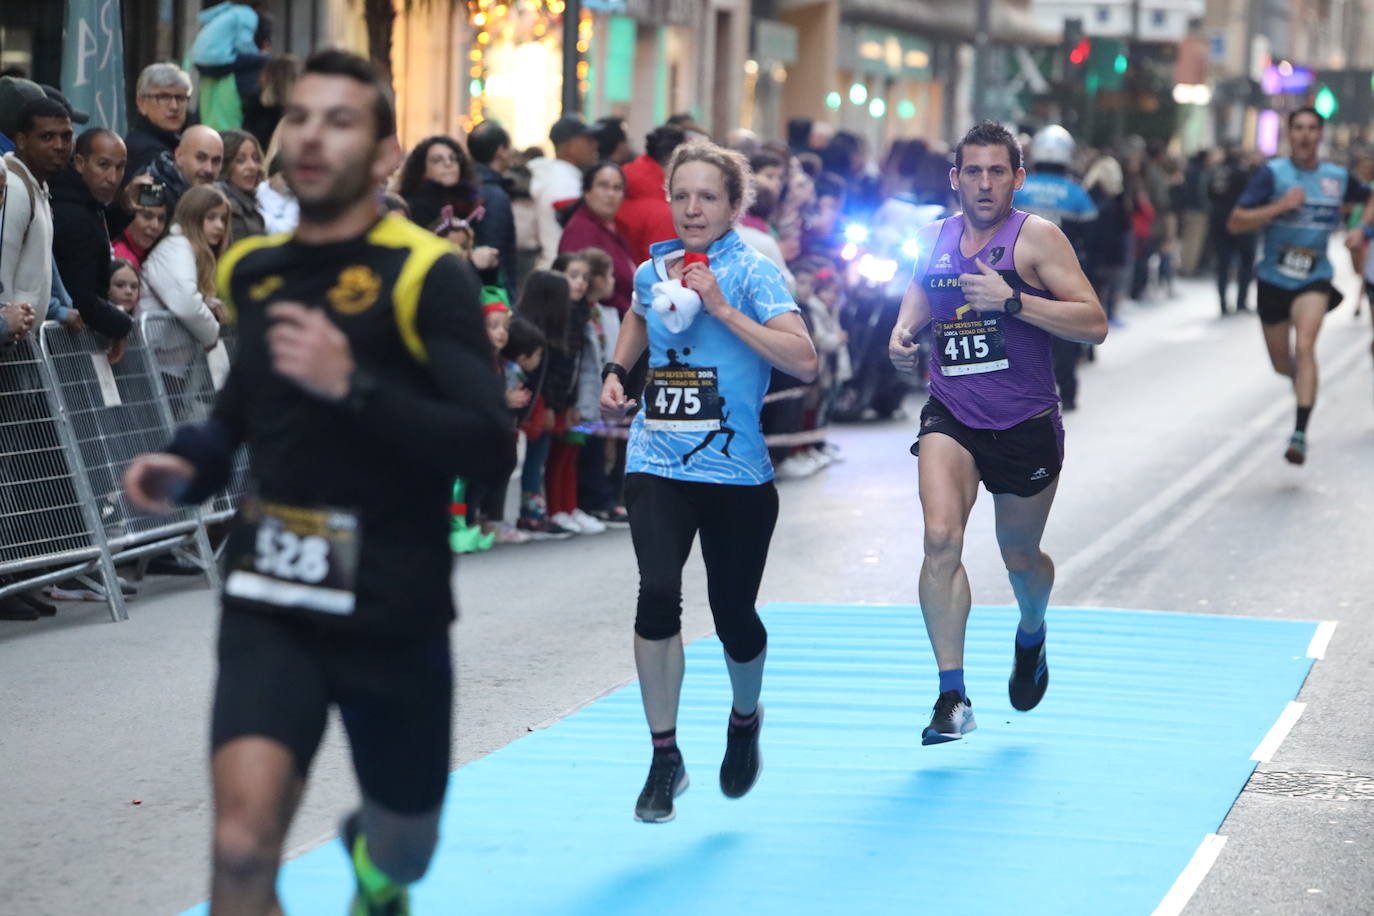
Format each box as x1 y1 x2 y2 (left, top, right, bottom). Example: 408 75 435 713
616 123 686 265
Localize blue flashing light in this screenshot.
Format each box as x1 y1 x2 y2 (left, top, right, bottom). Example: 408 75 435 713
844 224 870 245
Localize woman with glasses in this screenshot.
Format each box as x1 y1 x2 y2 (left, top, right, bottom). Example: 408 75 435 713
398 136 483 233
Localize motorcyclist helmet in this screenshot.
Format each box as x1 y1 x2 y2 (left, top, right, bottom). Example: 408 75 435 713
1030 125 1075 168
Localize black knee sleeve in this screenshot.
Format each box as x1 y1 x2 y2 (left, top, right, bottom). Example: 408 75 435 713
634 582 683 641
363 805 440 886
716 611 767 664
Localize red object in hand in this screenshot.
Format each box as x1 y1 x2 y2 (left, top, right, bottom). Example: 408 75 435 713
682 252 709 287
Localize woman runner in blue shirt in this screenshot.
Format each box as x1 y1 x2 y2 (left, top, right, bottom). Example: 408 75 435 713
600 141 817 823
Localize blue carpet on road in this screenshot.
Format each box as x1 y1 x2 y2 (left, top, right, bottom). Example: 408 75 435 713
177 604 1317 915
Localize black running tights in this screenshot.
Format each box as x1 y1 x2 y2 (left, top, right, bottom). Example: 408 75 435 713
623 473 777 663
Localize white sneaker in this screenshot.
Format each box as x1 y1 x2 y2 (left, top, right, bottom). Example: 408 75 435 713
776 453 819 480
550 512 584 534
570 508 607 534
818 442 844 463
808 447 834 469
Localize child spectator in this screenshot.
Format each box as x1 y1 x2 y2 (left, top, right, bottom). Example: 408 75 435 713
108 258 141 314
513 270 576 539
430 204 501 275
256 152 298 234
545 251 605 534
576 247 628 525
136 184 231 406
464 297 530 545
189 0 270 131
112 179 169 269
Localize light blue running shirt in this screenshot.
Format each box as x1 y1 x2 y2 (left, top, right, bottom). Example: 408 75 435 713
1236 158 1367 289
626 229 798 485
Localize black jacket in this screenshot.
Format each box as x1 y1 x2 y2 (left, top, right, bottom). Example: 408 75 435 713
472 162 518 300
123 113 180 187
48 166 134 339
403 179 481 234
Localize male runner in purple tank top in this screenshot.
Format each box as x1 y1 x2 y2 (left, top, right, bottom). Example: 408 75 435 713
888 122 1108 745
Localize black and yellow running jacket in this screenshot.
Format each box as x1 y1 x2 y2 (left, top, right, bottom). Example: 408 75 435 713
167 213 512 636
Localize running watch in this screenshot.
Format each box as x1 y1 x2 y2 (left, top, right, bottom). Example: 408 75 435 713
1003 291 1023 316
601 361 628 383
342 367 381 413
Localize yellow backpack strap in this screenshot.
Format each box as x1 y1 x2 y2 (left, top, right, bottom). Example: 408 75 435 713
369 214 453 365
216 232 290 323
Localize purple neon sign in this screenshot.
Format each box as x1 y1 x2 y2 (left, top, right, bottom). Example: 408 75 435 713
1261 65 1314 95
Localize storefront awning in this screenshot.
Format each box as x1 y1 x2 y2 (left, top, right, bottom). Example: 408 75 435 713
838 0 1059 47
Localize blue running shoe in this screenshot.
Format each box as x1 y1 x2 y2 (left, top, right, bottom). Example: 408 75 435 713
1009 641 1049 711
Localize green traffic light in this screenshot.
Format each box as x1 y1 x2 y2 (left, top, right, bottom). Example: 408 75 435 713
1114 53 1127 74
1315 85 1338 119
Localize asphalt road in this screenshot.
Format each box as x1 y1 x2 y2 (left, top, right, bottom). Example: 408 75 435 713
1 270 1372 915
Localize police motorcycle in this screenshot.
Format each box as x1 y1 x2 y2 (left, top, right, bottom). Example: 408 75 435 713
833 195 947 421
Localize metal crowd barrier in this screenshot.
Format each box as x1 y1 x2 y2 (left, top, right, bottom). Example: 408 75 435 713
0 319 244 623
139 314 249 526
0 333 125 617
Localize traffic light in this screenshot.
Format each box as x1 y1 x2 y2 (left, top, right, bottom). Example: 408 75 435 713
1070 39 1091 66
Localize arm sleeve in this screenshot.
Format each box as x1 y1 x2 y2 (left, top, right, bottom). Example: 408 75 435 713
1235 166 1276 208
350 254 515 481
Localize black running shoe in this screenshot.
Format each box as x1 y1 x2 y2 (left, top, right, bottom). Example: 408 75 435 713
719 704 764 799
1009 640 1049 712
1284 431 1307 465
921 690 976 745
342 812 411 916
634 751 689 823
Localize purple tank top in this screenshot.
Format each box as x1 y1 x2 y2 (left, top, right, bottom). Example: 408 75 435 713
923 209 1058 429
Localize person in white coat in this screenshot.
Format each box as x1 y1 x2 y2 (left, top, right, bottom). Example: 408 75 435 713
136 184 230 397
529 115 599 268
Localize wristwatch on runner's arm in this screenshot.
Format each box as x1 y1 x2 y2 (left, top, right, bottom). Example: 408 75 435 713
1003 291 1023 316
343 367 381 413
601 362 628 384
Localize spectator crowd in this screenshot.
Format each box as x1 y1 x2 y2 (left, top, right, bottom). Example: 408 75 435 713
10 12 1357 603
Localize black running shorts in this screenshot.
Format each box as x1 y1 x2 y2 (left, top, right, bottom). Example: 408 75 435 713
211 610 453 814
1256 280 1342 326
911 397 1064 497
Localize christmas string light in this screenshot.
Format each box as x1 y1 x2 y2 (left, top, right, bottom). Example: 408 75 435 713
464 0 583 130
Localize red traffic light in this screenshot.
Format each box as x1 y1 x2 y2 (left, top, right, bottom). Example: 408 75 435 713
1069 38 1091 66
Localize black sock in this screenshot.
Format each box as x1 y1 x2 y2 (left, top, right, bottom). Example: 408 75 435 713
1296 405 1312 433
650 728 678 755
